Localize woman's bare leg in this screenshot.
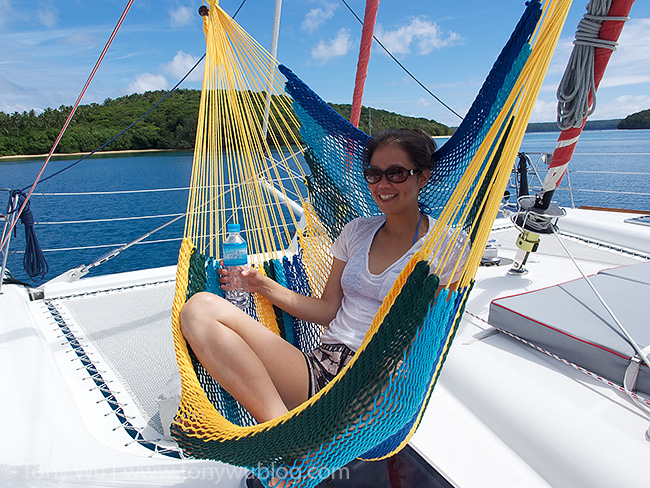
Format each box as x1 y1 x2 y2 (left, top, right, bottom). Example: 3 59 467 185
180 292 309 423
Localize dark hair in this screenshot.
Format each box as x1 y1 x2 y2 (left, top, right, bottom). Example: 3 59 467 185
364 128 437 171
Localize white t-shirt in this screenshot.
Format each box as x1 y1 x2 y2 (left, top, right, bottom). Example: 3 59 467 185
320 215 469 351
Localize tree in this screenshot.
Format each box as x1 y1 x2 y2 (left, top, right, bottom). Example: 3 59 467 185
618 108 650 129
0 90 454 156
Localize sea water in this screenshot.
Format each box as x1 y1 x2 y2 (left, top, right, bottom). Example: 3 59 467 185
2 130 649 285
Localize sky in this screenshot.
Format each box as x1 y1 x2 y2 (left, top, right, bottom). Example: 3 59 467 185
0 0 649 127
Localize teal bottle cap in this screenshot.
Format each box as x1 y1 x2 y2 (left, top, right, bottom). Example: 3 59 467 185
226 223 241 233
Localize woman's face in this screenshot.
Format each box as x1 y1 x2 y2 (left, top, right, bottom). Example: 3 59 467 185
366 143 430 216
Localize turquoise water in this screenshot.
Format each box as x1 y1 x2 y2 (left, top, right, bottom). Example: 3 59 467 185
2 129 649 285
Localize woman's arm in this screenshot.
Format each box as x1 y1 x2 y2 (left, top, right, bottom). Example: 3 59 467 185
223 258 346 327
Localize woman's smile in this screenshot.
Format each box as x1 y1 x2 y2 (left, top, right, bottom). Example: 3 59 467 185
367 144 425 215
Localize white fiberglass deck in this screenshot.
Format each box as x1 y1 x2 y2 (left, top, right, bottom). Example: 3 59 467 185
1 208 649 487
413 212 650 488
0 268 246 487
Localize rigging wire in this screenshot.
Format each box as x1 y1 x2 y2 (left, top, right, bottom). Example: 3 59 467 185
338 0 464 121
232 0 249 19
2 0 251 277
5 0 463 276
0 0 135 253
25 0 250 191
27 54 205 191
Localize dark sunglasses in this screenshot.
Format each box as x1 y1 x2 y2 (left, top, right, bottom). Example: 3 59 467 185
363 166 421 184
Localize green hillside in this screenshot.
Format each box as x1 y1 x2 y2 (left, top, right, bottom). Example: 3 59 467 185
526 119 621 132
0 90 453 157
618 108 650 129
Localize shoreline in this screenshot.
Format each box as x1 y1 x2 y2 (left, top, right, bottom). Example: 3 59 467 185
0 148 183 162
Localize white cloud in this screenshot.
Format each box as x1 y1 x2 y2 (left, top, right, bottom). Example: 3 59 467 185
0 0 57 29
163 50 203 83
170 5 194 28
545 38 574 78
0 73 41 114
547 18 650 90
531 90 650 123
531 17 650 122
531 98 558 123
37 2 58 28
302 3 337 34
127 73 169 94
597 94 650 119
0 0 13 27
375 16 462 55
311 28 353 63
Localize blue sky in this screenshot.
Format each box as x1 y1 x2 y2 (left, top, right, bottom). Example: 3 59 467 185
1 0 649 127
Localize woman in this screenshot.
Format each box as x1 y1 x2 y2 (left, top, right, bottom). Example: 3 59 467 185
180 128 461 424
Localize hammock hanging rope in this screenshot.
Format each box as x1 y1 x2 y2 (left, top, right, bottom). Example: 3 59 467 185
170 1 573 486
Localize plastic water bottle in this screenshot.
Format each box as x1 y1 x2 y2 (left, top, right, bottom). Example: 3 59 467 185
222 223 250 309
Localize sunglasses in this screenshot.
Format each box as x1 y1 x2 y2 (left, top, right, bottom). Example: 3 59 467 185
363 166 422 184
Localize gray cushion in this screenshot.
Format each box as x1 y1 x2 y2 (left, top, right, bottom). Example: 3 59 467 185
489 262 650 395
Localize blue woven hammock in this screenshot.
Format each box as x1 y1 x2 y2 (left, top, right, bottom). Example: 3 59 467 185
171 2 549 487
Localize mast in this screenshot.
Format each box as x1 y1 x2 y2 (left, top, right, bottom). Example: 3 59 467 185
509 0 635 275
262 0 283 137
539 0 635 205
350 0 380 128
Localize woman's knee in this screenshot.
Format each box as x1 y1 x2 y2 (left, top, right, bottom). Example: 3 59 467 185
180 292 224 339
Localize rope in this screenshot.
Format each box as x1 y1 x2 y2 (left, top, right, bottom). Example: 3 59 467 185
9 191 48 279
10 238 183 254
4 0 251 266
30 55 205 190
34 213 184 225
23 0 251 192
556 0 629 129
32 188 191 196
464 311 650 411
550 225 650 373
501 329 650 414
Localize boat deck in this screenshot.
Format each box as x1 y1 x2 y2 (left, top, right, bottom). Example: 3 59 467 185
2 208 649 487
413 213 649 488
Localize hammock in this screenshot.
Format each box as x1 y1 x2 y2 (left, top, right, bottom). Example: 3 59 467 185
170 0 572 486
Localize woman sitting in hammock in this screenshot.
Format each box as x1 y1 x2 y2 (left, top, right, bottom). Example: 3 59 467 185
180 128 467 423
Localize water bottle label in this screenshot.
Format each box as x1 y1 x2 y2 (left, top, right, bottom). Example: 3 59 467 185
223 242 248 266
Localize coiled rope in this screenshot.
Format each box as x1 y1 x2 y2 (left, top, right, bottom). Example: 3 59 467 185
3 1 251 279
556 0 629 129
1 1 134 282
8 191 48 279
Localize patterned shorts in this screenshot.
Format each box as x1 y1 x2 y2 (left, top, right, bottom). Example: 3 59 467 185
303 343 355 398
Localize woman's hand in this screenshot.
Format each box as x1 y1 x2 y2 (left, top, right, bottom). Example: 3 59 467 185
217 262 264 294
240 266 265 294
218 257 346 327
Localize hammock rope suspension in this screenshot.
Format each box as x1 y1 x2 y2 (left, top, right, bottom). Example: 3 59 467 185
170 1 573 486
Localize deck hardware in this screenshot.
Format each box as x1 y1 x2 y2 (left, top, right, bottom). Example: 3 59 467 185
509 194 566 274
